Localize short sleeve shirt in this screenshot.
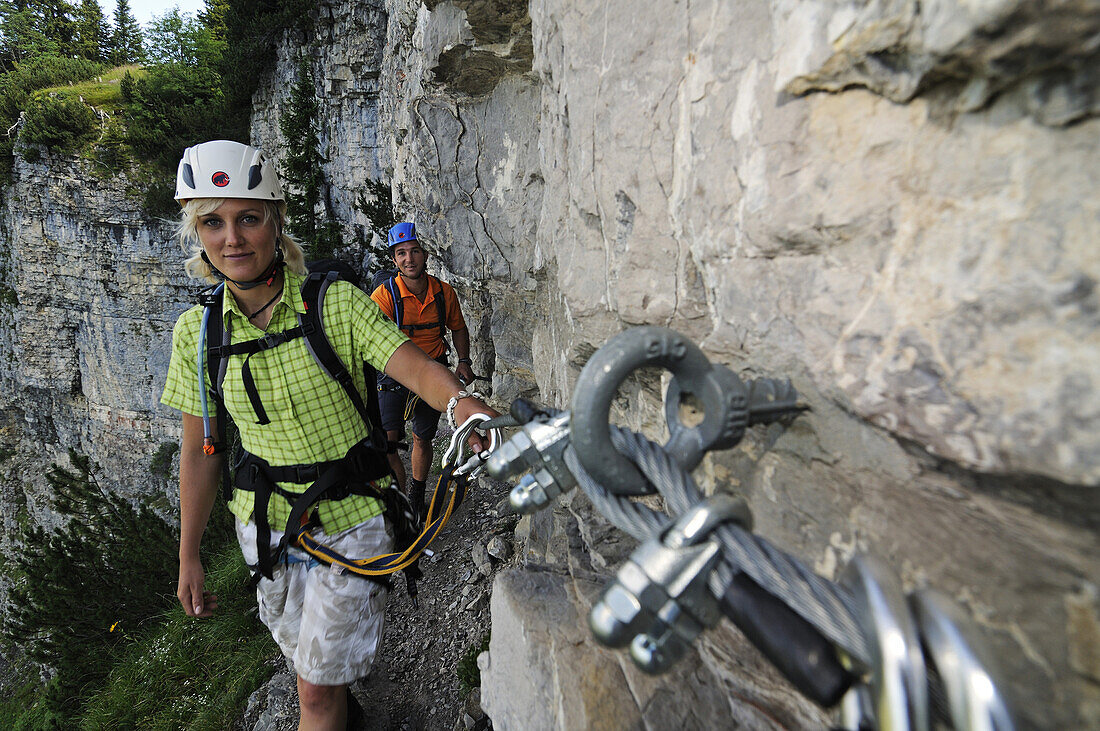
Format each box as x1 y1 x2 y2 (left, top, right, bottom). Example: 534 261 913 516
370 275 465 360
161 268 408 533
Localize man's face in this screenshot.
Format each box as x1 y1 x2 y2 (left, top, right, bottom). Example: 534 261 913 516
392 240 426 279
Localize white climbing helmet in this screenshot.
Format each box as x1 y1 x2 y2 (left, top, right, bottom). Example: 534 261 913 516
174 140 284 204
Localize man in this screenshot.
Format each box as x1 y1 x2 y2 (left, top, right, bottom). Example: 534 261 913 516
371 222 476 519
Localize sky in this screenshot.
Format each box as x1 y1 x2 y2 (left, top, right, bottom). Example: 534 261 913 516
98 0 208 27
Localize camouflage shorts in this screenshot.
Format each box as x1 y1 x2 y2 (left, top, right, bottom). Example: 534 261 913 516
235 515 394 685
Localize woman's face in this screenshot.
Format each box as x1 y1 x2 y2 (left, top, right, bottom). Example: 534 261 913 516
197 198 277 282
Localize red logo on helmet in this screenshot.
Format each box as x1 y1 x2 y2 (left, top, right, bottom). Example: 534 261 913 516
212 172 230 187
399 233 406 238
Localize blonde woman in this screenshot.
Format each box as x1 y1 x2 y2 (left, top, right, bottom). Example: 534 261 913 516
160 140 495 730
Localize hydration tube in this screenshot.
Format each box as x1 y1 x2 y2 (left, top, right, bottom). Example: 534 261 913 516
197 283 224 455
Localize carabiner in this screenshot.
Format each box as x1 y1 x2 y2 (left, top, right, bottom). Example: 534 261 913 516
441 413 501 476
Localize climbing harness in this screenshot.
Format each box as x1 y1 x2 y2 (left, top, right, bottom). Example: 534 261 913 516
291 413 501 587
486 326 1016 730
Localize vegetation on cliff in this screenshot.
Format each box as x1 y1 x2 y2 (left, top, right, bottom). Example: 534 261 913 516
0 449 277 729
0 0 312 212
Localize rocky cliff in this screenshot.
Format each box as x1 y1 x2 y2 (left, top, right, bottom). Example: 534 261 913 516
0 154 188 536
0 0 1096 728
292 1 1096 727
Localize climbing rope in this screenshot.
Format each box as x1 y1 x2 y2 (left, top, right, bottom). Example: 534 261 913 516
292 414 503 581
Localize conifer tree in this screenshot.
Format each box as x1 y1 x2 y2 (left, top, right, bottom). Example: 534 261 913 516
0 0 77 65
2 450 177 720
279 57 331 251
199 0 229 42
0 1 48 68
73 0 108 62
109 0 143 64
36 0 76 55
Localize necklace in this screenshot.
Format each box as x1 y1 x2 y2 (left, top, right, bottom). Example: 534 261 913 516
247 289 282 321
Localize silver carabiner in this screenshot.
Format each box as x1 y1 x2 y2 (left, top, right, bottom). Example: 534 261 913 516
442 413 501 476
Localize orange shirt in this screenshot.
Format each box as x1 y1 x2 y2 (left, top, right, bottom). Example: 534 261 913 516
370 274 466 360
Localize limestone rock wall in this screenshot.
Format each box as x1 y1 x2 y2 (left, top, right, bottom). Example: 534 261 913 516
0 151 189 556
0 0 1094 727
367 0 1099 728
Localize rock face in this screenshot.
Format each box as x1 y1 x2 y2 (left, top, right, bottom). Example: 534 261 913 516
358 1 1097 726
0 153 188 541
0 0 1096 728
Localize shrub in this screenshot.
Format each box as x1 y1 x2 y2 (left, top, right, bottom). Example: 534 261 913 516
21 93 97 150
1 450 178 723
149 440 179 479
0 54 104 177
122 62 226 172
91 115 131 173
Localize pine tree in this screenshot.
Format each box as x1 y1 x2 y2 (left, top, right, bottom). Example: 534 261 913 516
199 0 229 42
279 57 329 249
0 2 44 68
0 0 71 66
73 0 108 62
36 0 77 55
2 450 178 721
109 0 143 64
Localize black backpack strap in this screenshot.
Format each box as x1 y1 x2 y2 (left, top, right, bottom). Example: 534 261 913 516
217 325 314 426
432 276 447 337
300 272 388 454
385 276 402 329
388 275 449 338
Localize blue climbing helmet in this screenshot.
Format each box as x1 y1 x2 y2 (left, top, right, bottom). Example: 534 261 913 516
387 221 418 250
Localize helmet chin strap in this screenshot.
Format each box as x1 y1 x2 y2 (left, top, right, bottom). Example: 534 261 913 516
201 247 285 290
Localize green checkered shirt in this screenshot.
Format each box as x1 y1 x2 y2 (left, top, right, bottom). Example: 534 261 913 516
161 267 408 533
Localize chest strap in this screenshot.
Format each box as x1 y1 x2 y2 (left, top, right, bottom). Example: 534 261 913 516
388 275 448 337
212 322 316 426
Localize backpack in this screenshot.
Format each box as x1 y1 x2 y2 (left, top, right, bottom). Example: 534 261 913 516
196 259 421 588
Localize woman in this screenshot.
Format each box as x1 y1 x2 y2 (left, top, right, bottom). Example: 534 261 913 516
160 140 495 730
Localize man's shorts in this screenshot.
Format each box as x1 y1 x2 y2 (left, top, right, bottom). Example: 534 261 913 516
377 355 449 439
378 384 442 439
236 515 394 686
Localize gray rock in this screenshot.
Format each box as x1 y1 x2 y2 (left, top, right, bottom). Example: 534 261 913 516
472 540 493 576
485 536 511 561
0 0 1095 728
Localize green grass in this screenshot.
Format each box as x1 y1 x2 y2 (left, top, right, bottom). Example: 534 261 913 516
457 632 490 694
80 542 279 730
34 65 145 113
0 675 62 730
1 541 279 731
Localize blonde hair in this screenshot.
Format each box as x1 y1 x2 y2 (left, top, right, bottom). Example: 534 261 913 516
177 198 307 284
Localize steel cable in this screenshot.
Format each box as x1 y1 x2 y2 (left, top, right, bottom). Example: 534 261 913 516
566 421 871 666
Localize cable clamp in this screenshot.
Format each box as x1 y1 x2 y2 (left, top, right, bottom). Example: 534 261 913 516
485 411 574 514
588 493 752 674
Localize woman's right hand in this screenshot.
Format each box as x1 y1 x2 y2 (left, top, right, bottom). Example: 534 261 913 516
178 555 218 618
